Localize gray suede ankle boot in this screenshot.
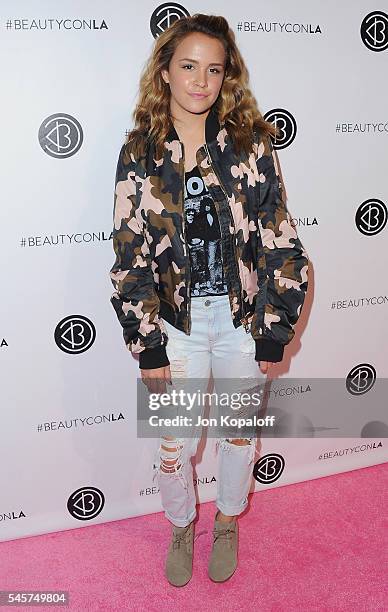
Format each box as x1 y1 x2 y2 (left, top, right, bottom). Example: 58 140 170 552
208 510 238 582
165 520 195 587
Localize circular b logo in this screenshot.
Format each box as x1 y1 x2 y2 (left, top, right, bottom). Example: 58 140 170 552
263 108 297 149
360 11 388 52
38 113 83 158
346 364 376 396
253 453 285 484
67 487 105 521
355 199 387 236
55 315 96 354
150 3 190 38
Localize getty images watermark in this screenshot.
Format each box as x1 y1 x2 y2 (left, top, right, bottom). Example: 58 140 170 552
147 387 274 429
136 376 388 439
137 378 270 439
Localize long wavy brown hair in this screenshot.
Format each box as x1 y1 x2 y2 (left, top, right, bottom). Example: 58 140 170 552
124 13 279 162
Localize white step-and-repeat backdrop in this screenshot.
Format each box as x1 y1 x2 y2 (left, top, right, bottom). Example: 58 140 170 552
1 1 387 542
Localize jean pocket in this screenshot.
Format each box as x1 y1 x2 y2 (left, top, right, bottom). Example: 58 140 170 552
162 319 187 370
239 330 256 354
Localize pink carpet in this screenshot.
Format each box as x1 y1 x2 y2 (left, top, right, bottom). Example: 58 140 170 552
2 463 387 611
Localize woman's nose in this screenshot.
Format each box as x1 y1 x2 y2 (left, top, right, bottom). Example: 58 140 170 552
194 73 207 87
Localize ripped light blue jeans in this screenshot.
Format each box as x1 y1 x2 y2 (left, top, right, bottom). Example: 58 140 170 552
152 293 265 527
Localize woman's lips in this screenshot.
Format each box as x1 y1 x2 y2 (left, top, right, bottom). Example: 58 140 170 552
189 93 208 99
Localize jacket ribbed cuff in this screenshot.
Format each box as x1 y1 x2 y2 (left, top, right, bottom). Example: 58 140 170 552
255 338 284 363
138 345 170 370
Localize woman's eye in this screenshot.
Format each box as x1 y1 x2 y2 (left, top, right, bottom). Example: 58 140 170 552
182 64 220 74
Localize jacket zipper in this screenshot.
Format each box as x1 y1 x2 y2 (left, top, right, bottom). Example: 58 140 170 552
203 143 251 333
180 141 192 334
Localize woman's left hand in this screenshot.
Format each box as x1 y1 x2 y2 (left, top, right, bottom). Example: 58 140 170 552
259 360 273 374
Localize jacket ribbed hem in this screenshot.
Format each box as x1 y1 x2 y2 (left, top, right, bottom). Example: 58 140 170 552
255 338 284 363
138 345 170 369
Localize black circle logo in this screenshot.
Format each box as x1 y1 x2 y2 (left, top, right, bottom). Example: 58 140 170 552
253 453 285 484
54 315 96 354
150 3 190 38
263 108 297 149
360 11 388 52
38 113 83 158
346 363 376 396
67 487 105 520
355 199 387 236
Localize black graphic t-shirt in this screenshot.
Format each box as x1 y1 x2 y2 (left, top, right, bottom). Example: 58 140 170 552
184 164 228 297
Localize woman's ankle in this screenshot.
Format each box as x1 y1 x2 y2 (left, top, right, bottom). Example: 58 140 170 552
216 509 236 523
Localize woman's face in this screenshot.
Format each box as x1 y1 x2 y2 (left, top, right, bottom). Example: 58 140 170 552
161 32 226 120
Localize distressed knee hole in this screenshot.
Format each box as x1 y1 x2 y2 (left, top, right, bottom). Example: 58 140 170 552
159 436 184 474
227 438 251 446
168 358 187 378
160 461 182 473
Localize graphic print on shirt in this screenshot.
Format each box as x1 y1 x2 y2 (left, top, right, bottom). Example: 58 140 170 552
184 164 228 297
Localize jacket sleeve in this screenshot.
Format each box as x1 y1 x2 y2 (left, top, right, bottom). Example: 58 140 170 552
109 142 170 370
252 132 309 362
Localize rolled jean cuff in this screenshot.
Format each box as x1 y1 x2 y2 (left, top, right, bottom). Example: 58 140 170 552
216 500 248 516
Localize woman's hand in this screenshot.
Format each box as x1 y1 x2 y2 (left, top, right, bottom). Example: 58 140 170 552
258 360 273 375
140 365 172 394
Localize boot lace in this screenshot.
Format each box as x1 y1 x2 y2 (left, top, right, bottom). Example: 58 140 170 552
172 525 191 550
213 525 235 549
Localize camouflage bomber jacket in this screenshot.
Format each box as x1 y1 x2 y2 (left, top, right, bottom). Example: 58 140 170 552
109 106 309 369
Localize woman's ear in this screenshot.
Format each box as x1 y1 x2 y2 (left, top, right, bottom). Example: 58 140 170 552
161 69 169 84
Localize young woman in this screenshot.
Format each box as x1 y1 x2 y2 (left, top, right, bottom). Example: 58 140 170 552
109 14 309 587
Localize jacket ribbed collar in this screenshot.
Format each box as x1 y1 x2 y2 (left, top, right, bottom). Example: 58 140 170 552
165 104 224 146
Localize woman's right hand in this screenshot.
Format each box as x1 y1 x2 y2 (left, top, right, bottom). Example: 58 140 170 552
140 365 172 394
